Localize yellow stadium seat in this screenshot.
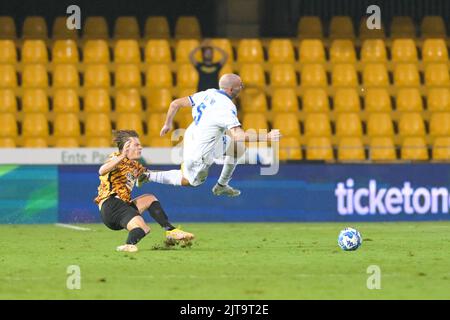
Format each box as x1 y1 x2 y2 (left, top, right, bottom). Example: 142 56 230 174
116 113 143 136
145 40 171 64
239 64 265 88
367 113 394 137
361 39 387 63
268 39 295 64
146 113 167 136
52 16 78 40
398 113 425 137
114 16 140 39
22 89 48 113
306 137 333 161
176 88 196 99
83 40 110 64
359 17 386 40
279 137 302 160
271 64 297 87
299 40 325 64
390 16 416 39
0 65 17 88
391 39 418 63
53 89 79 113
364 88 392 113
53 64 79 88
52 40 79 64
272 88 299 113
0 40 16 63
401 137 429 160
329 40 356 64
422 39 448 63
396 88 423 112
338 137 365 161
363 64 389 88
84 64 110 88
114 40 141 63
175 39 200 64
210 38 234 63
85 113 112 138
427 88 450 112
22 114 49 138
301 64 327 87
219 64 233 78
146 64 172 88
21 40 48 63
429 112 450 138
22 138 48 147
336 113 362 137
394 64 420 87
273 113 300 137
147 136 173 147
83 17 109 39
302 89 329 113
22 16 47 39
0 138 16 148
53 113 80 138
425 64 449 87
0 16 16 39
241 113 268 131
54 138 79 147
333 88 360 113
175 16 201 39
297 16 323 39
177 64 199 89
332 64 358 87
237 39 264 63
85 137 112 147
0 89 16 113
175 112 193 129
239 89 268 113
0 113 17 138
84 89 111 113
115 89 142 113
22 64 47 88
146 88 172 113
144 16 170 39
370 137 397 161
421 16 447 38
304 113 331 137
329 16 355 40
115 64 141 88
432 137 450 160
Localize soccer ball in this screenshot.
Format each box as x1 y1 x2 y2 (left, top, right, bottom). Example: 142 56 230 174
338 227 362 251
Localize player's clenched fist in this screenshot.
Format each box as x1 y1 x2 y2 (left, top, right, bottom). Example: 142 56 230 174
160 123 172 137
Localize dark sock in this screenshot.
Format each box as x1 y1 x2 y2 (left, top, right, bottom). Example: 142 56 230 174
217 182 225 187
126 228 147 245
148 201 175 231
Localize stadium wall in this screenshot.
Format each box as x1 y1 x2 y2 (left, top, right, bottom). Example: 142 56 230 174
1 164 450 224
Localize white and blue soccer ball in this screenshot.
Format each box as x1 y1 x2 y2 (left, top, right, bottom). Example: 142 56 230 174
338 227 362 251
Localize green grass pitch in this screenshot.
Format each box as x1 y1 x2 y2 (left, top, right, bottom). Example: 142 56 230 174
1 221 450 299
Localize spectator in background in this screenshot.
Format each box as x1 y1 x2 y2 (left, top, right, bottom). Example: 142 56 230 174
189 39 229 91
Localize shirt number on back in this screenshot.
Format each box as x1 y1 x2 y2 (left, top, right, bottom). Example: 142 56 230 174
194 103 207 125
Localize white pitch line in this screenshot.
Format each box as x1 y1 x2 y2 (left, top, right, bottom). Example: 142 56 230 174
54 223 91 231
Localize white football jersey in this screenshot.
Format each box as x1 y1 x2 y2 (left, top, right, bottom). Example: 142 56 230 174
184 89 241 163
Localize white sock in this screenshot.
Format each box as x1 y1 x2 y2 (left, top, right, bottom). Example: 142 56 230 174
149 170 183 186
218 156 238 186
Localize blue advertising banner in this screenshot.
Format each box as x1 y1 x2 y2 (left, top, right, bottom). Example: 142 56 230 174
56 163 450 223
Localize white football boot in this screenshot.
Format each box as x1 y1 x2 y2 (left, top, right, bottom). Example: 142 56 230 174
212 183 241 197
116 244 138 252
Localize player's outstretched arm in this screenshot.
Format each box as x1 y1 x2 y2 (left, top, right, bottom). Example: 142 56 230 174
228 126 282 143
98 141 131 175
160 97 192 136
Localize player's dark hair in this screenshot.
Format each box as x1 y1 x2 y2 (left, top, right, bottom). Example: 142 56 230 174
112 130 139 151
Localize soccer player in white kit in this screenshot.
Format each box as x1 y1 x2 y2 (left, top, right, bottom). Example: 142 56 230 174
138 74 281 196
